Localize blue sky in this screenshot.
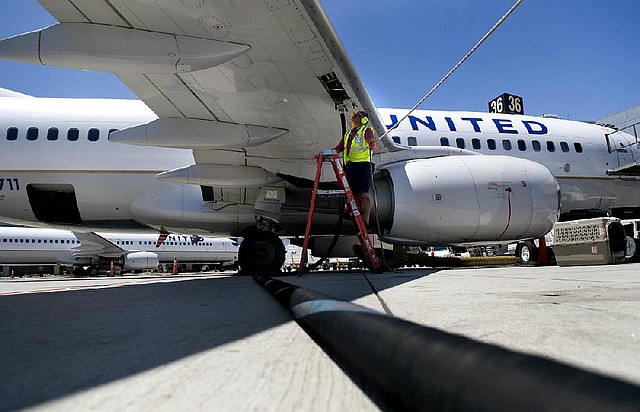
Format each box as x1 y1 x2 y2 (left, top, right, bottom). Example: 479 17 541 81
0 0 638 121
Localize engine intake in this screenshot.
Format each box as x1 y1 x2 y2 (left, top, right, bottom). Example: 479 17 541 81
122 251 159 270
374 156 560 245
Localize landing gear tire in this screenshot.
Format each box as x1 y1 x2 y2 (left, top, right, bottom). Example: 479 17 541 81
87 266 100 277
516 241 538 265
238 231 285 274
624 236 640 262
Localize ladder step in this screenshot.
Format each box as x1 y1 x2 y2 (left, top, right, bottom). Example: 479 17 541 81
316 189 346 196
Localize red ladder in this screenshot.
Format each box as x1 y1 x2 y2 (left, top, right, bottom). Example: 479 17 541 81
299 151 381 273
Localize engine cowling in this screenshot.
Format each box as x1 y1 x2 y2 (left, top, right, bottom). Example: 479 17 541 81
374 155 560 245
122 251 159 270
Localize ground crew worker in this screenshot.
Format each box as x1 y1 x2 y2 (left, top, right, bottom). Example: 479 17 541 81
335 111 377 228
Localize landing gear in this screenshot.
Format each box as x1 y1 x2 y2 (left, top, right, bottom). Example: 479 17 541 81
238 230 285 274
624 236 640 262
516 241 538 265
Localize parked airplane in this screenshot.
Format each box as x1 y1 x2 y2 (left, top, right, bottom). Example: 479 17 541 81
0 1 634 273
0 227 239 276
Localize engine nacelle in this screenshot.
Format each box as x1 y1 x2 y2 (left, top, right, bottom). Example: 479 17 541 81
375 156 560 245
122 251 159 270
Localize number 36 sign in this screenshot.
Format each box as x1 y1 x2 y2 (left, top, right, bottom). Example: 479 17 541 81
489 93 524 115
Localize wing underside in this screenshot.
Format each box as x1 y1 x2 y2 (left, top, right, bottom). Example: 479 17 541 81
35 0 394 181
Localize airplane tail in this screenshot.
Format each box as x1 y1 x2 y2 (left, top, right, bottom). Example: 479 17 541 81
0 88 33 98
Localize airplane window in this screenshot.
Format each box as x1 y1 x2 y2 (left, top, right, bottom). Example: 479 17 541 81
392 136 401 144
88 128 100 142
517 139 527 151
440 137 450 146
26 127 39 141
6 127 18 141
471 138 481 150
38 239 41 243
19 239 23 243
67 128 79 141
560 141 569 152
574 142 583 153
456 138 465 149
108 128 118 135
407 136 417 146
487 139 496 150
55 240 59 243
8 239 12 243
502 139 512 150
547 141 556 152
47 127 59 141
532 140 541 152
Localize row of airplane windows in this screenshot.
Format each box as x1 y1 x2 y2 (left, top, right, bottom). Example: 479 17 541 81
2 238 79 244
3 127 118 142
116 240 221 246
0 238 220 247
5 126 584 154
391 136 584 153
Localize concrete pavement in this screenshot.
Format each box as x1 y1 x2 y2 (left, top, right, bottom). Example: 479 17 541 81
1 264 639 411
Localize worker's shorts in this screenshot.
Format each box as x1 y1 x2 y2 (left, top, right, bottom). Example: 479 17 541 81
345 161 373 194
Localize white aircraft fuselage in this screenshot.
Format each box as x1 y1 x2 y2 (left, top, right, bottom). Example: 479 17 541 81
379 108 640 217
0 226 238 267
0 94 638 238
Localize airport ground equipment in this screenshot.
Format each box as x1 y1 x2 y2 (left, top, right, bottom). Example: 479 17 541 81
299 151 380 273
551 218 626 266
621 218 640 262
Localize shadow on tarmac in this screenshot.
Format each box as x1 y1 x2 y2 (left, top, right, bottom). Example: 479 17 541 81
0 271 433 410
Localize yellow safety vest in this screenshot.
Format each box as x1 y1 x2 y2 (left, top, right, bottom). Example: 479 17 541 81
343 125 372 163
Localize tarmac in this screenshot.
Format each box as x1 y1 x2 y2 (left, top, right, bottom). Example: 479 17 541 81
1 263 639 411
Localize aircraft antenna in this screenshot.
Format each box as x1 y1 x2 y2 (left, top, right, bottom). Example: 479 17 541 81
378 0 525 142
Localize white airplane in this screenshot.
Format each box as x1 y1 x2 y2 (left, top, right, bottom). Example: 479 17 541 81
0 1 634 273
0 227 239 276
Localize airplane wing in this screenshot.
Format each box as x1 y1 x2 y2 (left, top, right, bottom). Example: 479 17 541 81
35 0 398 183
73 232 124 258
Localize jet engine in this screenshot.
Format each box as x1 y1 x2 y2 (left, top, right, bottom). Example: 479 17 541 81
374 156 560 245
122 251 159 270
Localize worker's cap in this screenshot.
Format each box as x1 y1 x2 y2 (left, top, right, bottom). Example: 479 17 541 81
352 111 368 118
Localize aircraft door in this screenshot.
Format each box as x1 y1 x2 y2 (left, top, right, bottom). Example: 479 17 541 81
606 131 637 168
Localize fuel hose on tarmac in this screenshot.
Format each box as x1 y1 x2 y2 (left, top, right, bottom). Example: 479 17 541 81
254 275 640 411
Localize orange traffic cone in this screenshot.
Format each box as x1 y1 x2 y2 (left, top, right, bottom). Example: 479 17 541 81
172 258 178 275
430 247 435 257
109 260 115 277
